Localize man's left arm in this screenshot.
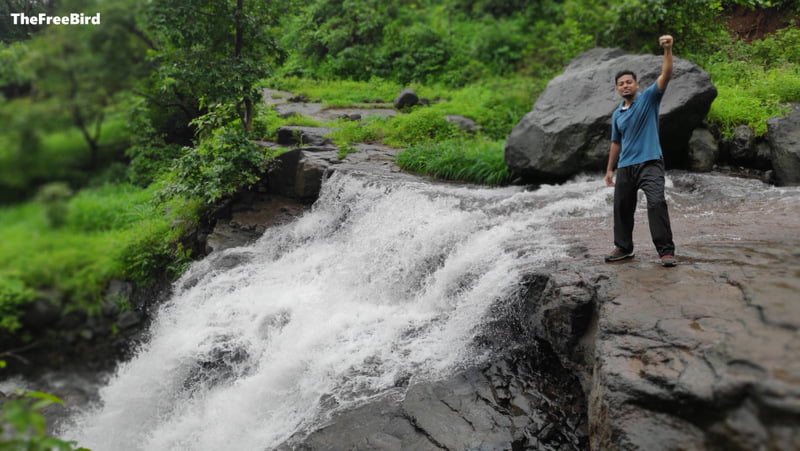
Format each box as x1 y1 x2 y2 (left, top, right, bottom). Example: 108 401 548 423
657 35 674 91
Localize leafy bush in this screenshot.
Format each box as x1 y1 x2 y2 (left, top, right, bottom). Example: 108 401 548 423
0 275 36 333
34 183 73 228
159 125 274 204
0 388 88 451
383 107 462 147
708 85 791 137
116 217 192 285
397 137 510 185
704 27 800 137
326 115 387 149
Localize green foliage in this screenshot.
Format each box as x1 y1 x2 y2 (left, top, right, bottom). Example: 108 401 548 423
326 116 387 151
64 183 157 232
0 275 36 333
266 75 541 149
22 0 145 170
708 84 792 137
143 0 284 132
397 138 510 185
0 390 88 450
427 77 542 140
116 216 192 285
159 124 273 204
704 27 800 137
0 182 195 323
34 182 74 228
0 42 32 95
383 107 461 147
0 1 50 43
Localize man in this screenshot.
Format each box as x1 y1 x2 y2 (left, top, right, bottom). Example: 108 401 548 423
604 34 676 267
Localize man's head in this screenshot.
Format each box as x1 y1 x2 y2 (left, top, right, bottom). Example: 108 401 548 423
615 70 639 102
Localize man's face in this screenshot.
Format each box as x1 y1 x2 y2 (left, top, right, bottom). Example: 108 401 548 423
615 75 638 100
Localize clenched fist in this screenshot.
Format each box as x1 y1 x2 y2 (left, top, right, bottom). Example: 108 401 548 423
659 35 674 50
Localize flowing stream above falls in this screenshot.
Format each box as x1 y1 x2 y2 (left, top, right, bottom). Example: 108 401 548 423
57 170 800 451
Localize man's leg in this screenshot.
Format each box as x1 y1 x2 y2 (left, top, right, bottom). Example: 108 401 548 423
639 160 675 257
613 165 637 254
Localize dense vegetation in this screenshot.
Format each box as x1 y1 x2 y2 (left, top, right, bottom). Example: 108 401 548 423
0 0 798 393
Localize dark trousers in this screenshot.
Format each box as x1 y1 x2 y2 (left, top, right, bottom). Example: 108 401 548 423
613 159 675 257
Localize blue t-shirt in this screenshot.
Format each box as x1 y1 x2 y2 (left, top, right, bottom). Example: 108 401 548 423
611 82 664 168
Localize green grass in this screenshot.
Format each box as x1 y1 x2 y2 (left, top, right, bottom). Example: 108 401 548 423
397 138 510 185
0 183 196 333
703 28 800 138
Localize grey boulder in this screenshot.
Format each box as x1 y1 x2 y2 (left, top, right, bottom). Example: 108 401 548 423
505 48 717 183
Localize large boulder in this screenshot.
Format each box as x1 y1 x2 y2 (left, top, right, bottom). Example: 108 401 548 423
505 48 717 183
767 103 800 186
393 89 419 109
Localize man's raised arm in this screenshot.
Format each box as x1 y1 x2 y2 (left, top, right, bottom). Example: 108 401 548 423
657 35 674 91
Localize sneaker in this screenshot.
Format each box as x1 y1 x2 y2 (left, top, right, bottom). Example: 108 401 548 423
660 255 677 267
604 248 635 263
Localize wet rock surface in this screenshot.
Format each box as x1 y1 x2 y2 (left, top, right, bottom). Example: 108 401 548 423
767 103 800 185
553 173 800 450
281 337 589 451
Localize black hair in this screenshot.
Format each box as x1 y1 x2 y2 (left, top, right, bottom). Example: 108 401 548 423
615 70 637 83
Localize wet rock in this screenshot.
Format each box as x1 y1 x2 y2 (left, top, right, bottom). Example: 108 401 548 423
276 126 333 147
688 127 718 172
729 125 755 163
267 147 339 202
116 310 142 330
22 298 62 332
505 48 717 183
445 114 478 134
102 279 134 317
767 103 800 185
281 345 588 450
393 89 419 109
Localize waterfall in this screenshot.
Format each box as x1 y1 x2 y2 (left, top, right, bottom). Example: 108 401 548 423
60 171 615 451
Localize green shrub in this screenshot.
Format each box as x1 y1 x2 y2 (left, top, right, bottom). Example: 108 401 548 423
397 137 510 185
159 125 274 204
0 275 36 333
326 115 387 149
704 28 800 137
383 107 461 147
116 218 192 285
708 85 790 137
34 182 73 228
0 388 88 451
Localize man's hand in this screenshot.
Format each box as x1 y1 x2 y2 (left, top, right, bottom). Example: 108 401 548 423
657 34 674 91
659 34 673 51
604 169 615 187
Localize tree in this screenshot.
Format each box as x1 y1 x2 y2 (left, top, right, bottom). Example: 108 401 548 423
24 0 151 170
142 0 284 132
0 0 54 43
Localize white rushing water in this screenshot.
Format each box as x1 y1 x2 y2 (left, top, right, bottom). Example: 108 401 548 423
60 171 617 451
